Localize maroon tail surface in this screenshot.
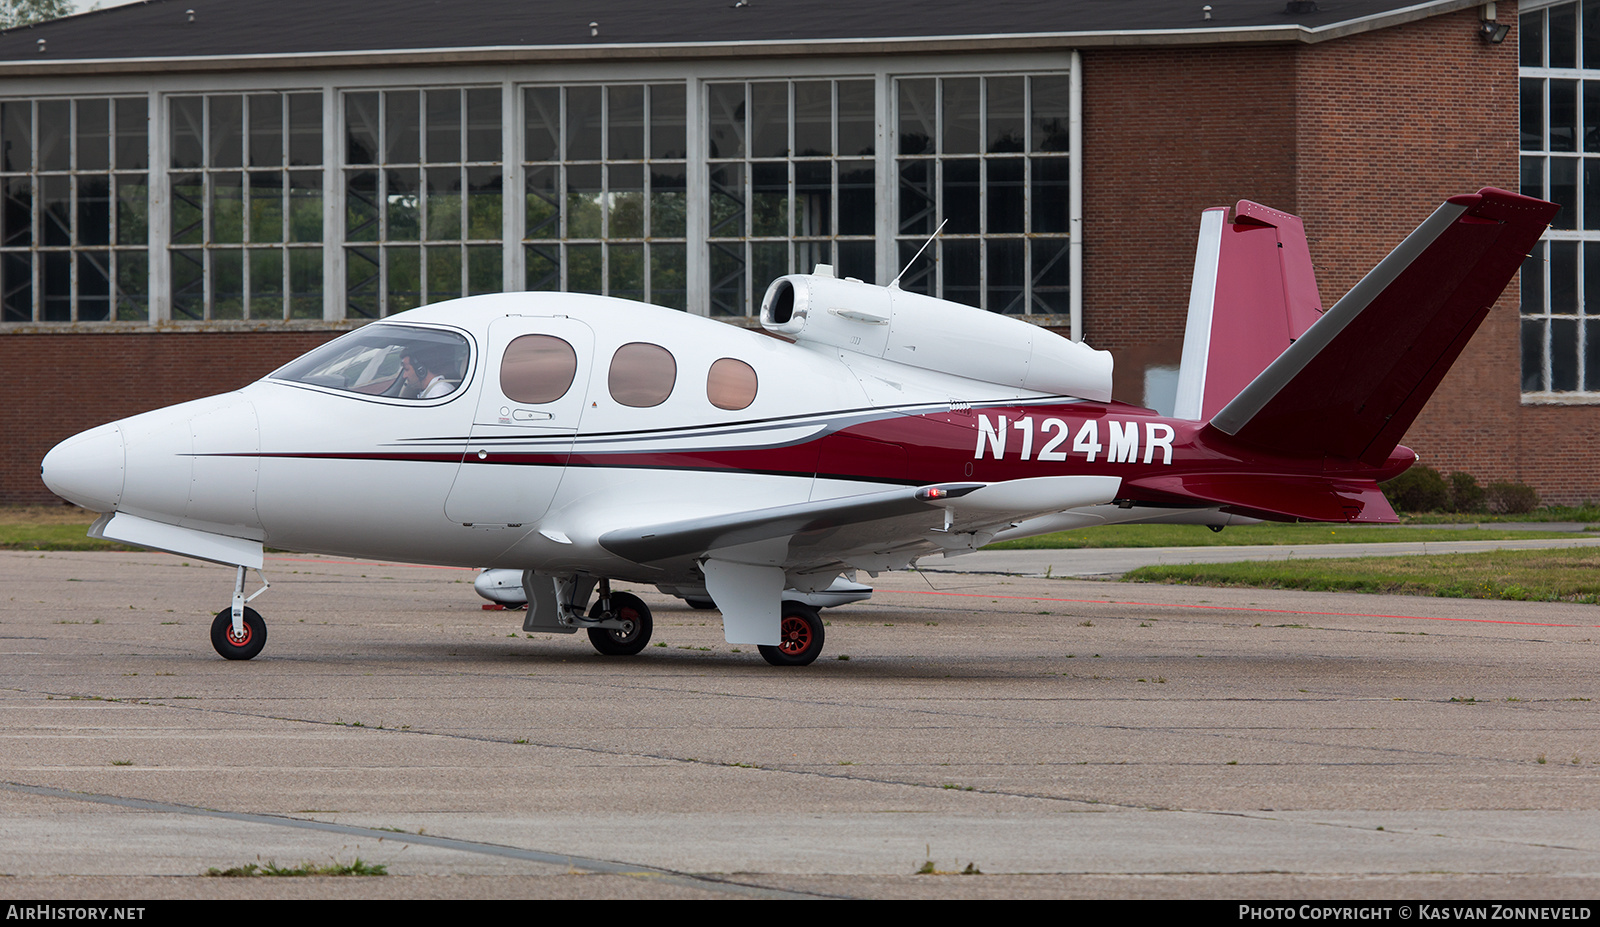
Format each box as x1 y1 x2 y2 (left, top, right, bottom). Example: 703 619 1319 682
1207 188 1557 467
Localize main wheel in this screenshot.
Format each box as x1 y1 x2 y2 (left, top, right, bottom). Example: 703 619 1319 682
210 607 267 661
587 591 653 656
759 601 825 666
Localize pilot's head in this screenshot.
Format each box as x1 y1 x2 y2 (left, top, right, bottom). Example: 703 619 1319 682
401 346 453 390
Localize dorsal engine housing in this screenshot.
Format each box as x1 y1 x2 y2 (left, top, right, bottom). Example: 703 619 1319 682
759 269 1112 402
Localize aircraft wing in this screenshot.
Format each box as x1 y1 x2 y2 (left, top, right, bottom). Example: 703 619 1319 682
596 475 1121 574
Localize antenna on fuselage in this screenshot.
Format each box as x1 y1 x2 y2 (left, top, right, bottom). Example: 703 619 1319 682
889 219 947 290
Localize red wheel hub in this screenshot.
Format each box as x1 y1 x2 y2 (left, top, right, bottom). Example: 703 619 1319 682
778 615 811 654
226 624 253 646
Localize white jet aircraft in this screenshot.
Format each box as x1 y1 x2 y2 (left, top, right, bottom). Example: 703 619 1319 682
40 188 1555 666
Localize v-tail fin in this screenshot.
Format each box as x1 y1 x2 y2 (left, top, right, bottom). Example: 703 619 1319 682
1208 187 1557 466
1173 200 1325 421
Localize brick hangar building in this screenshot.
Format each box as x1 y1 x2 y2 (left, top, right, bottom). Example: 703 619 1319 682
0 0 1584 505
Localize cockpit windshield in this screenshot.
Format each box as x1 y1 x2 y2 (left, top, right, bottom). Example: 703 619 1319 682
269 325 471 401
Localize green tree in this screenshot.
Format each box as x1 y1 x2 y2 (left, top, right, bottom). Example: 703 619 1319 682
0 0 72 28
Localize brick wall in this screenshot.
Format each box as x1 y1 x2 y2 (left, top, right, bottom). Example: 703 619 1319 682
1304 5 1586 502
1080 42 1299 402
4 331 344 505
1082 5 1599 504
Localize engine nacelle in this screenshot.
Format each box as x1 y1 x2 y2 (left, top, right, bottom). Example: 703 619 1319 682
759 268 1112 402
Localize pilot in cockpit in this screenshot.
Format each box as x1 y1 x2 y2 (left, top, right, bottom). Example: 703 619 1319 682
399 346 458 399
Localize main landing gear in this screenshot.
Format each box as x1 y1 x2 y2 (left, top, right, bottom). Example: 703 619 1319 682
759 601 825 667
585 589 654 656
545 575 822 664
211 565 270 660
542 575 656 657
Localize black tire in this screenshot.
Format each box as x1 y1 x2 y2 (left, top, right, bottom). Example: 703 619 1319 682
684 597 717 610
759 601 825 666
587 591 653 656
210 606 267 661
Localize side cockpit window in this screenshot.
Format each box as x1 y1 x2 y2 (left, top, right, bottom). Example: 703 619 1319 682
271 326 470 401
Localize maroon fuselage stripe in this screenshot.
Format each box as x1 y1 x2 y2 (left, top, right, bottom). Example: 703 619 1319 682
215 401 1409 516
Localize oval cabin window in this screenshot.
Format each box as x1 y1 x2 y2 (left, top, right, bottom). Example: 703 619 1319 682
706 358 757 411
501 334 578 404
608 342 677 408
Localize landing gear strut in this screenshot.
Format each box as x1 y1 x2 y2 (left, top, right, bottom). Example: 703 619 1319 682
212 564 270 660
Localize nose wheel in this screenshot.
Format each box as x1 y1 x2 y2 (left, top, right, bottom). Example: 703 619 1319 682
210 564 270 660
210 606 267 660
759 601 824 666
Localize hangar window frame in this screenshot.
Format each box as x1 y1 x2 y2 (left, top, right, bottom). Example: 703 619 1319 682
167 91 325 322
703 77 879 318
1521 0 1600 401
892 74 1073 316
0 52 1079 333
0 95 150 323
520 82 690 310
342 86 505 318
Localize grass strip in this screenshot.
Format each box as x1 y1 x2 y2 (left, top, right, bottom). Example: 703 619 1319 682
0 523 131 551
1400 505 1600 524
206 858 387 877
986 523 1576 550
1123 547 1600 604
0 505 125 550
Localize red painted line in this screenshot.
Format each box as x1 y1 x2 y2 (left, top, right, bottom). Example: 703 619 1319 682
892 588 1600 629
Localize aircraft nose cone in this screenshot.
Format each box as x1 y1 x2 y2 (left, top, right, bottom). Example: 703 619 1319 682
41 423 125 513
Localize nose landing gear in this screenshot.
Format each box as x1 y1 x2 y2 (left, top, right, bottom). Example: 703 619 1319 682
211 565 270 660
211 606 267 660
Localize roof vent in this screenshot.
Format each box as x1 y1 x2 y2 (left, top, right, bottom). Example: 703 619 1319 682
589 21 598 37
186 9 195 22
35 39 44 53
